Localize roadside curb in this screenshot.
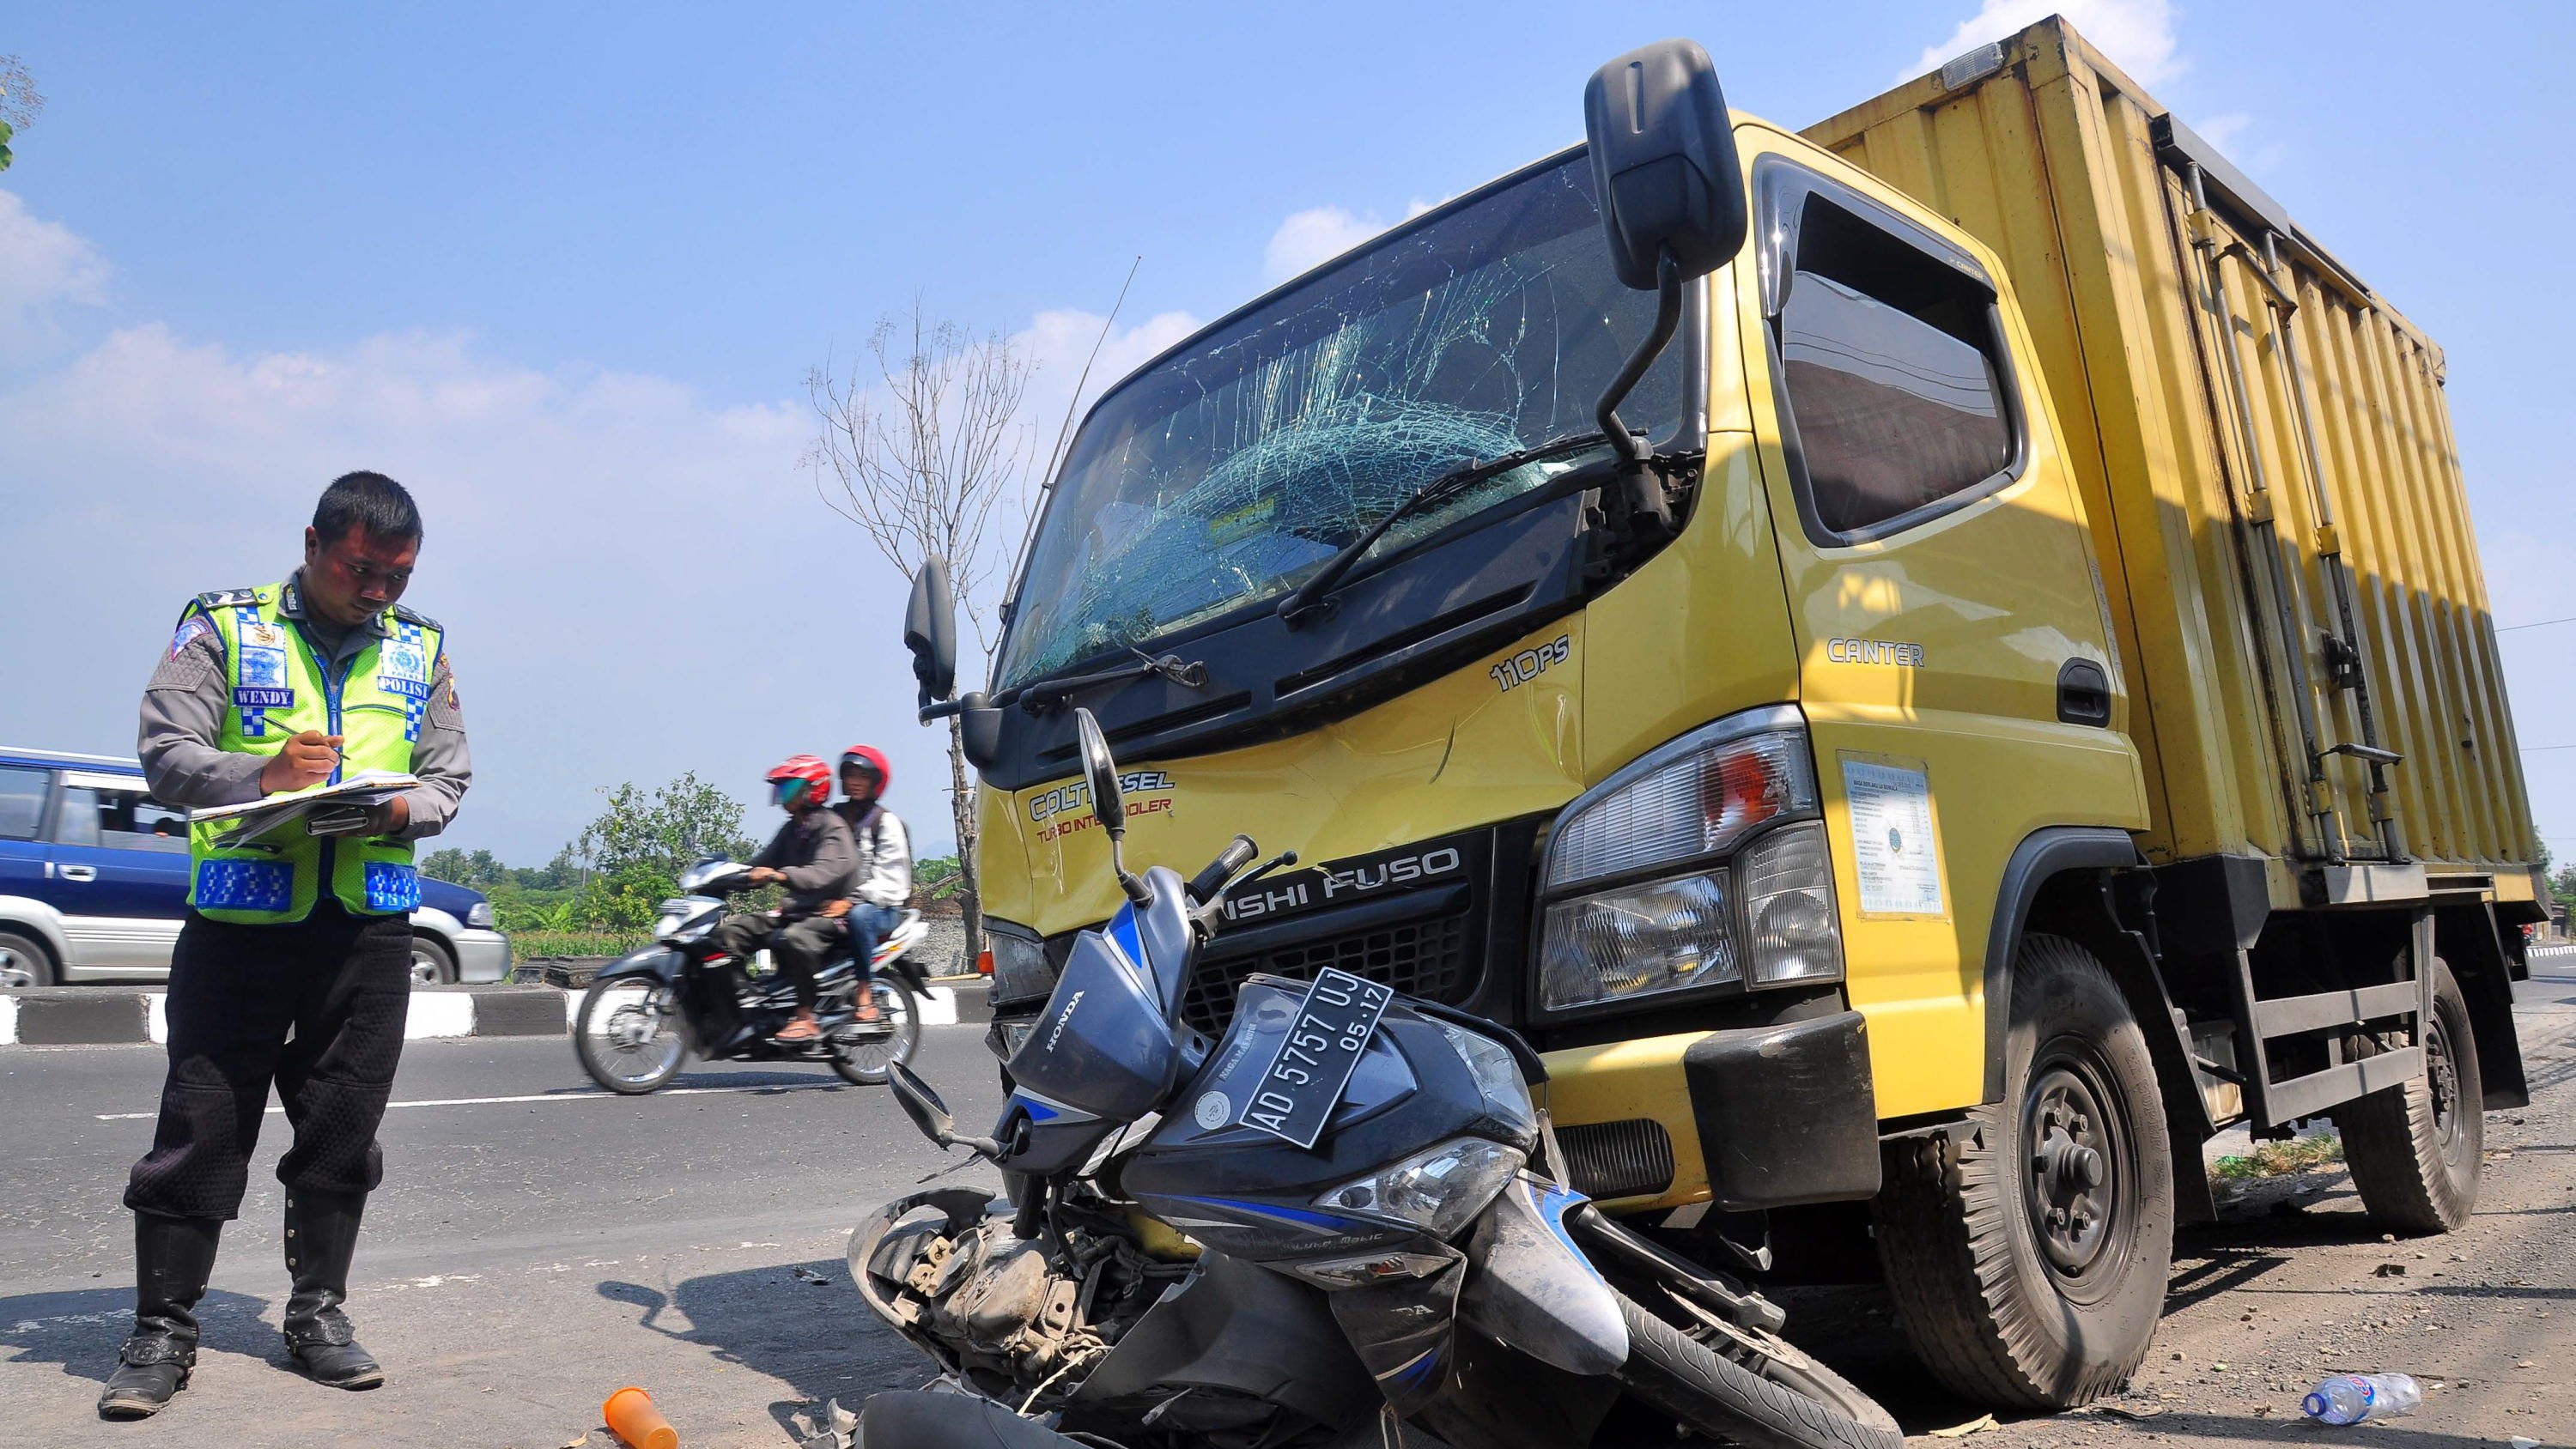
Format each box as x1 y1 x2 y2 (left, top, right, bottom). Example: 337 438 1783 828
2 977 994 1046
0 985 574 1047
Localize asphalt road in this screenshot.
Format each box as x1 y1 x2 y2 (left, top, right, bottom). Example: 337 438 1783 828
0 968 2569 1447
0 1024 1011 1448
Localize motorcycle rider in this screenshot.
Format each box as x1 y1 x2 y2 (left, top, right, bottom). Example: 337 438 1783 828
708 755 857 1042
832 745 912 1023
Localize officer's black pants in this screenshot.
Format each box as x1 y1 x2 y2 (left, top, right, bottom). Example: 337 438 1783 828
124 904 414 1221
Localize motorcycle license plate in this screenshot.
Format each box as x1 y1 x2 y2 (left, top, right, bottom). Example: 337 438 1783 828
1237 967 1394 1149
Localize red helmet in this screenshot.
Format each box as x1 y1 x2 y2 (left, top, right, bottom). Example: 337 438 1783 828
840 744 892 791
765 754 831 807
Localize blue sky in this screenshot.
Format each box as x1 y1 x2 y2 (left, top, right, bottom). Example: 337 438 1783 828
3 0 2573 867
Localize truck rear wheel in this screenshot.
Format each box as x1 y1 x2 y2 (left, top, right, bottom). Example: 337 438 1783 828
1872 933 2173 1409
2333 958 2481 1234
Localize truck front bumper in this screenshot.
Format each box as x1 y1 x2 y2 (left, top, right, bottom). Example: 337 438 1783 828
1542 1009 1883 1212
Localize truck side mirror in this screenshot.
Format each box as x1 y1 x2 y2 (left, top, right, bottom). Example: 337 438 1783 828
1583 39 1747 291
1074 707 1127 837
903 556 958 712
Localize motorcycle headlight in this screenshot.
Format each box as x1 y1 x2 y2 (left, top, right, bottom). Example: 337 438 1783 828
1312 1137 1524 1241
1440 1022 1535 1139
465 900 495 929
986 924 1055 1008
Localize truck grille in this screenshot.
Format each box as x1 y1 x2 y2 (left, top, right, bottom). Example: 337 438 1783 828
1559 1118 1677 1201
1182 911 1473 1037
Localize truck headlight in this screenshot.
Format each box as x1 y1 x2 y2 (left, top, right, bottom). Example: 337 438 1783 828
1313 1137 1525 1240
1540 870 1736 1009
1535 708 1842 1013
465 900 495 929
985 924 1055 1007
1546 716 1816 891
1739 822 1841 985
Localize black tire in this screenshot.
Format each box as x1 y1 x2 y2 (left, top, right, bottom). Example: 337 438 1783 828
1614 1290 1902 1449
1871 933 2174 1409
0 929 56 989
2334 958 2481 1234
574 977 693 1094
409 934 458 985
831 978 921 1086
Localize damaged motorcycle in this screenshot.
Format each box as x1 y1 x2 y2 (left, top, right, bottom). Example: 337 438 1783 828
840 708 1898 1449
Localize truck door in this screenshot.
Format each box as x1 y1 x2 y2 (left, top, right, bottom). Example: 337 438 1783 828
48 770 190 978
1740 150 2145 1118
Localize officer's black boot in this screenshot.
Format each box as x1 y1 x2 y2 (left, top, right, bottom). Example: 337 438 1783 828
280 1190 385 1389
98 1212 222 1419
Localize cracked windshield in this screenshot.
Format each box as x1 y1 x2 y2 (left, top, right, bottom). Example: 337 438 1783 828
995 153 1686 688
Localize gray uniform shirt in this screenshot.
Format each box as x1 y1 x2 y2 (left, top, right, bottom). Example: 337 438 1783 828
137 570 471 840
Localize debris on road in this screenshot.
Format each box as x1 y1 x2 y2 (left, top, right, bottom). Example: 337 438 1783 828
2304 1373 2423 1426
1928 1412 1999 1437
603 1385 678 1449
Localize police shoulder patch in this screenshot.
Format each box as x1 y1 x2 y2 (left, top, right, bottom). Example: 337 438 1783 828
167 613 216 659
196 587 258 609
389 603 443 634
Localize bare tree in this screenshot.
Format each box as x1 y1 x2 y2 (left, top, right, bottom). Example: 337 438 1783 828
0 55 42 173
806 301 1036 972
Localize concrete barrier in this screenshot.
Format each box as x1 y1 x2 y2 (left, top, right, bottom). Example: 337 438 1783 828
0 985 578 1047
3 976 993 1047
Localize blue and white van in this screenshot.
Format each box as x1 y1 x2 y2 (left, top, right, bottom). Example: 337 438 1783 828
0 746 510 986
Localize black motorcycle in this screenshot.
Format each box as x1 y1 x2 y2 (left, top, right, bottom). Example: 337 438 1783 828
847 709 1896 1449
573 859 928 1093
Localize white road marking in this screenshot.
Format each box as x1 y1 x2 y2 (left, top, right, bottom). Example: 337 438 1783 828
93 1079 850 1121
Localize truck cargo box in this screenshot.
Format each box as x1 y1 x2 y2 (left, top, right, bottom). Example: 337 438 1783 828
1802 15 2540 906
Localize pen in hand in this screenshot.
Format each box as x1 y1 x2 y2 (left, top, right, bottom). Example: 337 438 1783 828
260 731 344 794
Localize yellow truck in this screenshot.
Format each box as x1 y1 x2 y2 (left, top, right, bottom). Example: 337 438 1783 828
901 15 2540 1409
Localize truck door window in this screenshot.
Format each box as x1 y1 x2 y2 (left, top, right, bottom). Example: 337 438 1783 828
0 767 46 840
1765 186 2020 541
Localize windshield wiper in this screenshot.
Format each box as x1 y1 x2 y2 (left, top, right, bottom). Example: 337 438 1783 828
999 647 1211 713
1277 432 1609 629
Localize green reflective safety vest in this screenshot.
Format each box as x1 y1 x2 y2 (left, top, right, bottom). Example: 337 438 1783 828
182 582 444 925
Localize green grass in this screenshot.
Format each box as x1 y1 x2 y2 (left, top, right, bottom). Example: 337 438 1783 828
510 930 653 961
2213 1133 2345 1180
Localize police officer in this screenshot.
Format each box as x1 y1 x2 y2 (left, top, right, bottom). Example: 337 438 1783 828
100 472 470 1419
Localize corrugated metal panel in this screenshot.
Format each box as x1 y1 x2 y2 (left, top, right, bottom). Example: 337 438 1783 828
1801 15 2536 879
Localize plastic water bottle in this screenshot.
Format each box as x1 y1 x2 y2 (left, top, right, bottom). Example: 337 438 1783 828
2302 1373 2421 1425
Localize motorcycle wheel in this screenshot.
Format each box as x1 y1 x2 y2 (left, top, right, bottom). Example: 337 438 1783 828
575 977 693 1094
830 978 921 1086
1615 1289 1902 1449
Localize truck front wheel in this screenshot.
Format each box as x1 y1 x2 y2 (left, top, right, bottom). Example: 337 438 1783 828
1871 933 2175 1409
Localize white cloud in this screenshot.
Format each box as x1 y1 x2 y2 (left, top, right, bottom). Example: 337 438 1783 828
1906 0 2182 87
1262 206 1387 287
2196 112 2251 149
0 188 111 360
1260 198 1449 288
0 191 1214 861
1014 305 1203 459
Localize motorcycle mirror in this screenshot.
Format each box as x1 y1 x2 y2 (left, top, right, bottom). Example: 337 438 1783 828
887 1063 955 1145
1074 708 1127 837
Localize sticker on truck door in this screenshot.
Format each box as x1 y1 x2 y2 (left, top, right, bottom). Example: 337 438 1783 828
1842 756 1945 917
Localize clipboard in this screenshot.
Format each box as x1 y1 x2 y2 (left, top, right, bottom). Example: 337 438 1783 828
191 771 420 846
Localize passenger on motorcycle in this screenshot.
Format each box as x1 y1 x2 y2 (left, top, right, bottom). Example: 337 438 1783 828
833 745 912 1023
708 755 859 1043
